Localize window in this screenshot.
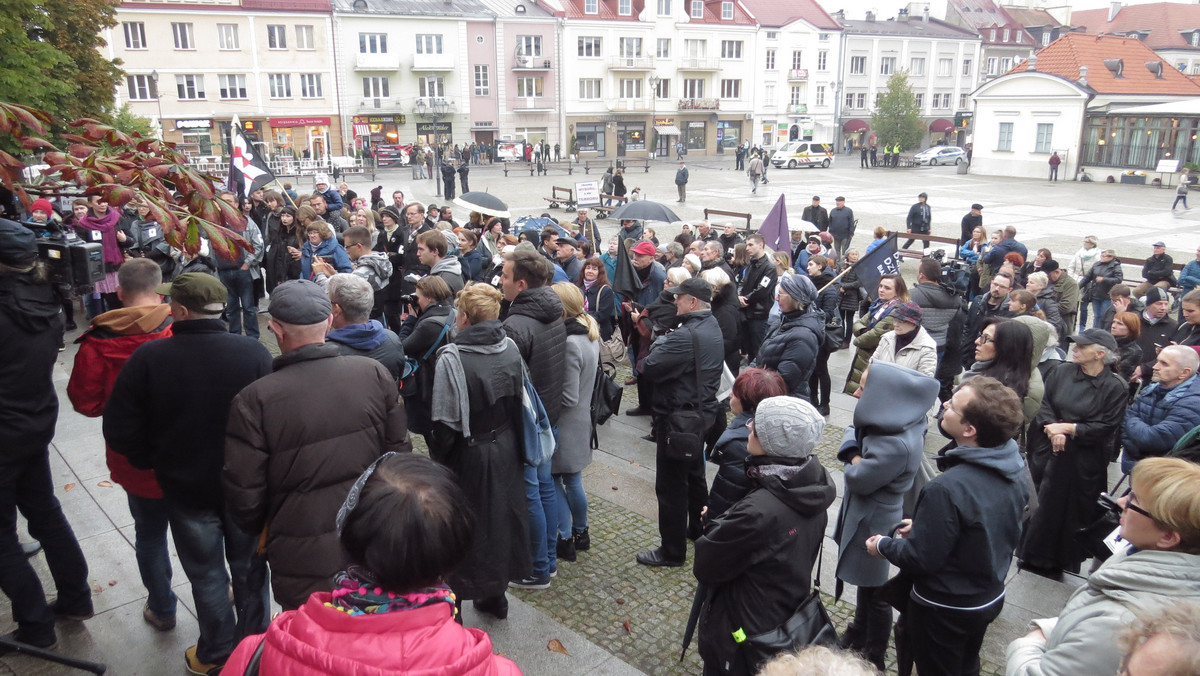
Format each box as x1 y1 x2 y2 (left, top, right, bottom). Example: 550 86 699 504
931 93 944 109
1035 123 1053 153
1015 31 1022 43
419 77 445 98
914 93 923 109
721 1 733 19
791 50 802 69
997 122 1013 151
938 58 952 76
880 57 895 74
764 82 774 103
765 49 776 70
619 78 642 98
212 25 238 51
875 92 884 107
683 78 704 98
721 41 742 59
815 85 825 106
360 33 388 53
790 85 801 106
818 51 828 71
657 38 671 58
300 74 322 98
850 56 866 74
618 0 631 15
296 25 314 50
720 79 740 98
126 75 155 100
363 77 389 98
268 74 291 98
690 0 703 18
218 74 247 99
963 59 972 76
575 123 604 152
844 92 855 109
856 93 866 108
959 93 969 108
619 38 642 57
517 35 542 57
579 78 602 99
1180 62 1188 71
267 25 287 49
172 23 194 50
517 77 543 97
657 0 670 15
1000 57 1012 72
910 57 925 76
123 22 146 49
990 29 997 41
1002 28 1010 42
766 31 778 39
416 35 443 54
655 78 670 98
578 37 601 57
987 57 998 75
474 65 489 96
685 39 706 58
175 74 204 99
1194 63 1200 75
1042 31 1052 46
819 33 829 41
584 0 597 13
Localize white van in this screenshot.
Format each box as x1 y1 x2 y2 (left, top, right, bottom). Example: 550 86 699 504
770 142 835 169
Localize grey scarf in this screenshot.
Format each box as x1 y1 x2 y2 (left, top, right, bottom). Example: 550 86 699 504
431 336 515 438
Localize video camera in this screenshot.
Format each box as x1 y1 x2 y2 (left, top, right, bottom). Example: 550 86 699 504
930 248 971 297
23 220 105 290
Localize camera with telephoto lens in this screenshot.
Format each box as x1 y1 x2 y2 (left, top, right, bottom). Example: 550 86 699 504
931 248 971 297
22 219 104 290
399 293 419 308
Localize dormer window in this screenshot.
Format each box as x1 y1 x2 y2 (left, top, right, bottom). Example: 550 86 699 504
1002 28 1010 42
690 0 702 17
1042 30 1051 46
618 0 631 15
584 0 597 13
990 28 997 41
721 1 732 19
1192 31 1200 47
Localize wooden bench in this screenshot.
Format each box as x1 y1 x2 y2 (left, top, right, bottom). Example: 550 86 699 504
543 186 576 211
503 160 574 176
704 208 753 233
889 231 964 258
582 158 653 174
591 195 628 220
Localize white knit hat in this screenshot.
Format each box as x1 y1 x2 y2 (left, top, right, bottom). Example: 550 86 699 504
753 396 825 458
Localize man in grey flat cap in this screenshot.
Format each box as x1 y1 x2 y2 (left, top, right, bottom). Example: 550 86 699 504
223 279 412 611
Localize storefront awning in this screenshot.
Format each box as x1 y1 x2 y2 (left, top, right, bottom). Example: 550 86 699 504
353 124 370 136
654 124 681 135
929 118 954 133
842 119 869 133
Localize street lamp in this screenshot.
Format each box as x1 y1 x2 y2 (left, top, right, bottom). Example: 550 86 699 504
424 74 447 197
150 70 165 141
649 75 661 158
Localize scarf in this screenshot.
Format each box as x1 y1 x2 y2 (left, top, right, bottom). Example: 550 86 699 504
77 209 124 265
430 334 514 438
582 279 597 311
328 569 455 618
894 329 918 353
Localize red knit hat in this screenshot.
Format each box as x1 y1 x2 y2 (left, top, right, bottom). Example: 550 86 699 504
30 198 55 216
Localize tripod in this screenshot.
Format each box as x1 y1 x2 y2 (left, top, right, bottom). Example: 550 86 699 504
0 635 107 673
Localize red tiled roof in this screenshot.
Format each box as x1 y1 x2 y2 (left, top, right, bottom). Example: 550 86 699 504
1073 3 1200 51
1006 33 1200 95
556 0 645 20
738 0 840 30
1003 6 1064 29
688 0 753 26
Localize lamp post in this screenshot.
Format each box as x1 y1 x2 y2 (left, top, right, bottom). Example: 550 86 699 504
649 75 661 158
150 70 166 141
422 74 453 197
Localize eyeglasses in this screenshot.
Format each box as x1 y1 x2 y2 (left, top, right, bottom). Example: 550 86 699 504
976 333 996 344
1124 492 1158 522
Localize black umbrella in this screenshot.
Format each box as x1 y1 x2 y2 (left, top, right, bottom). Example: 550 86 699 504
611 233 643 302
454 191 510 218
608 200 681 224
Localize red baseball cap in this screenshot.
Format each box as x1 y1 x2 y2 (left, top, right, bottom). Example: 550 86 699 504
630 241 657 256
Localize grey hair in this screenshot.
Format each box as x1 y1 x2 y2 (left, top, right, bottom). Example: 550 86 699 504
1162 344 1200 374
1099 346 1120 366
664 241 684 258
1117 602 1200 676
757 646 879 676
328 273 374 324
705 241 725 257
666 266 691 286
1026 271 1048 289
700 267 731 289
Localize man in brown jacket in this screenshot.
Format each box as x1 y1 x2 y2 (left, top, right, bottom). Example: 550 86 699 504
223 280 412 609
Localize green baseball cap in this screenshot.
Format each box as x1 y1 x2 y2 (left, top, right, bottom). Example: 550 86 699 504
156 273 227 313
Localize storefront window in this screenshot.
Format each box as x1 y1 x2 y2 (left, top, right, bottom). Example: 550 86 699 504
717 120 739 149
618 122 645 151
575 123 604 154
685 121 705 150
1083 115 1200 169
517 127 548 145
183 131 213 155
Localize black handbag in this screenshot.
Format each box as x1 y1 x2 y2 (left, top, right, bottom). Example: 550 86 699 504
739 547 839 669
661 327 707 462
823 315 845 352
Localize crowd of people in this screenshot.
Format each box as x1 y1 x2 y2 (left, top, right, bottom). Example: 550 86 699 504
3 176 1200 676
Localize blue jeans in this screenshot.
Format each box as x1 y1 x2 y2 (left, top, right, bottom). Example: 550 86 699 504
218 268 259 339
523 461 558 578
126 493 176 619
553 472 588 539
165 500 269 665
1090 299 1112 329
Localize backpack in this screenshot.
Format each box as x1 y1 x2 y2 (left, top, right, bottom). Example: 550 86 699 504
589 361 623 450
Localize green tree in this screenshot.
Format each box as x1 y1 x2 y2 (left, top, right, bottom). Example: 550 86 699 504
871 71 926 151
0 4 73 121
111 104 155 138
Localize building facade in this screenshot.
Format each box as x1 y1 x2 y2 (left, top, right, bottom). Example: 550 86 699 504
1073 2 1200 76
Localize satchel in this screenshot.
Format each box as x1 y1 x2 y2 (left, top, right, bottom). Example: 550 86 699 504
600 321 629 368
660 327 709 462
519 361 556 467
590 361 624 450
398 311 454 395
823 315 845 352
738 547 839 670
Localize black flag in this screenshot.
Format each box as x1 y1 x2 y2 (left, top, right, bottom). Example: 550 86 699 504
227 115 274 200
612 234 643 303
854 234 902 300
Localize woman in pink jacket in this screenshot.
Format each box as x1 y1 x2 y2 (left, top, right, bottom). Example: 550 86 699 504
223 453 522 676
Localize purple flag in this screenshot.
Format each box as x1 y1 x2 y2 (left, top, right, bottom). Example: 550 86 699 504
758 194 789 253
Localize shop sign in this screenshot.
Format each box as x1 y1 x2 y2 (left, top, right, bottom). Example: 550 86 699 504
417 122 453 133
654 117 675 126
353 115 406 124
176 119 212 129
688 121 705 128
268 116 331 127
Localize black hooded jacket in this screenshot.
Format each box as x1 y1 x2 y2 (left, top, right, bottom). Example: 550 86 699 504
503 286 567 425
0 271 63 461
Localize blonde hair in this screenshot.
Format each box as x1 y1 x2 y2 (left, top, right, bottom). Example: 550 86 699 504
1117 602 1200 675
296 205 319 225
700 267 731 290
552 282 599 341
772 251 793 274
454 282 502 325
756 646 879 676
356 208 376 229
1133 457 1200 554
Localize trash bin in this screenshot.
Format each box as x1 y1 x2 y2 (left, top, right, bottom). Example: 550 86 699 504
957 162 969 175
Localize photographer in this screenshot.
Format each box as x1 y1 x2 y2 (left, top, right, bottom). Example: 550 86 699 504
0 218 91 651
25 198 78 332
397 276 456 448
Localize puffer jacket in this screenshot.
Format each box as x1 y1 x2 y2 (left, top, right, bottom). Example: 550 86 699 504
754 308 824 398
872 327 938 378
706 412 753 521
1034 286 1065 336
1080 258 1123 301
640 311 725 416
910 281 962 348
503 286 567 425
844 300 898 394
223 593 521 676
1005 549 1200 676
695 455 836 676
223 344 413 609
1121 375 1200 463
67 304 173 498
835 362 939 587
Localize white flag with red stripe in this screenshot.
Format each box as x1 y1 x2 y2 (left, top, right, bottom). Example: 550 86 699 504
227 115 274 199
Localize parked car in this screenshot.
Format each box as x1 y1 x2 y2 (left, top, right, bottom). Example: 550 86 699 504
771 141 835 169
913 146 967 166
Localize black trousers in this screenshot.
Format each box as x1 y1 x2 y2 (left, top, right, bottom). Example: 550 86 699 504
840 585 892 670
653 413 711 560
808 346 832 407
906 597 1003 676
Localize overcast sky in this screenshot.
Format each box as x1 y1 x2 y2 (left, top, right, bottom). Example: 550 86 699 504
823 0 1188 23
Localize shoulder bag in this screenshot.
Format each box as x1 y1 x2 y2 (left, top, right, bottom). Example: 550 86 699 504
661 327 708 462
737 545 839 670
398 311 454 395
519 358 557 467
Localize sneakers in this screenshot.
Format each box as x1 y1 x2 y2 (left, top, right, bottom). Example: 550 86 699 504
573 527 591 551
508 573 551 590
143 604 176 632
50 598 94 621
184 645 223 675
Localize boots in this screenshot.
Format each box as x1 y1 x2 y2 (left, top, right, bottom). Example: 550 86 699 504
573 527 590 551
556 535 577 562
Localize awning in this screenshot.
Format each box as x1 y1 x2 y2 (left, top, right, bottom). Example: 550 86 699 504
353 124 370 136
654 124 681 135
842 119 869 133
929 118 954 133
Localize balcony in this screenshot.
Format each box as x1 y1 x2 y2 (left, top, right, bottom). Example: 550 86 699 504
679 98 719 110
355 52 400 71
678 57 719 70
787 68 809 81
512 97 554 112
607 56 654 70
608 98 652 112
412 52 455 71
787 104 808 115
513 55 552 70
412 97 457 116
359 97 397 110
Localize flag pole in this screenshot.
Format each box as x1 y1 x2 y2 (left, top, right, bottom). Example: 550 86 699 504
818 264 856 294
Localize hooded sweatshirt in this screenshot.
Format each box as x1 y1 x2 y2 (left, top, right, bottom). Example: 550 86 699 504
877 437 1029 608
313 250 393 294
326 320 404 381
430 256 464 296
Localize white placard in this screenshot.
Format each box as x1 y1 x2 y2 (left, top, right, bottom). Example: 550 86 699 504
575 180 601 206
1156 159 1181 174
